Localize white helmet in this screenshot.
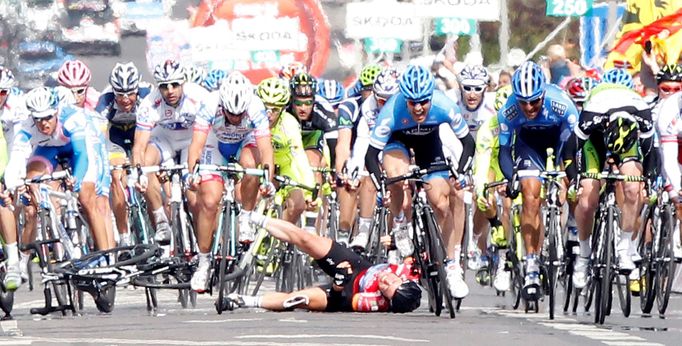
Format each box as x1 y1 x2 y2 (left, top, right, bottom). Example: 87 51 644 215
0 67 15 89
153 59 185 84
219 71 253 114
25 87 59 118
185 64 205 84
458 64 490 88
373 68 401 100
110 62 141 92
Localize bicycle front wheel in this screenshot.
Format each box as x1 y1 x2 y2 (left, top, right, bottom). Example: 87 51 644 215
656 204 677 316
425 210 455 319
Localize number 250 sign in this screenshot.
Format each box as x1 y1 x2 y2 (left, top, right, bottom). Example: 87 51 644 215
546 0 593 17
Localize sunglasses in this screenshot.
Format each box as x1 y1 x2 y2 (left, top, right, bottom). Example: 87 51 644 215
33 114 55 123
159 82 182 90
376 96 388 105
518 97 543 106
659 84 682 94
293 99 314 106
71 87 87 95
0 89 9 96
462 85 486 93
407 99 430 107
114 90 137 98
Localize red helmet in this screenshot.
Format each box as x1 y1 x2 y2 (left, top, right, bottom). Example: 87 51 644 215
565 77 597 103
57 60 92 87
278 62 308 81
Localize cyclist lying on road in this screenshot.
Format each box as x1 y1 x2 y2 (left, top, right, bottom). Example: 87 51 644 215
223 214 422 313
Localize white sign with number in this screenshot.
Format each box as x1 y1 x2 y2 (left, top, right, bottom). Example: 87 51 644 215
412 0 500 21
345 1 423 40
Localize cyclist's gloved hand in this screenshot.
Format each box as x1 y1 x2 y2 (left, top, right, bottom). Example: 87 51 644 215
187 173 201 191
567 180 578 202
333 262 352 288
505 180 519 200
475 185 489 212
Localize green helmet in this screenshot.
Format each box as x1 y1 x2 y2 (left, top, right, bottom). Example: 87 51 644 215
257 77 291 107
360 64 382 87
494 84 512 111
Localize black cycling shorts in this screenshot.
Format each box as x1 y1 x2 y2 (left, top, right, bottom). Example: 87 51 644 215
316 241 372 312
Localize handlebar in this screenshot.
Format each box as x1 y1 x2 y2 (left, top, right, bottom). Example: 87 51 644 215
274 175 319 201
580 172 646 182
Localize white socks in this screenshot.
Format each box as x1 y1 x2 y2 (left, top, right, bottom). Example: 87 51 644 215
153 208 169 225
5 243 18 264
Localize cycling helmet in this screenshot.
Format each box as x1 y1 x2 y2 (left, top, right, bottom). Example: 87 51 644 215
0 67 15 89
390 281 421 313
494 84 513 111
602 68 633 89
54 86 77 105
202 69 228 91
458 65 490 87
399 65 435 102
290 73 317 98
317 79 345 106
110 62 140 92
655 64 682 84
57 60 92 87
565 77 597 103
153 59 185 84
360 64 382 88
605 112 638 155
511 61 546 101
219 71 253 114
185 64 205 84
373 68 401 100
279 62 308 81
257 77 291 107
25 87 59 118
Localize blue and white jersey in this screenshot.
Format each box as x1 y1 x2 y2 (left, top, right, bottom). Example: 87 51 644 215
95 84 153 127
368 90 470 150
6 105 107 190
497 84 579 177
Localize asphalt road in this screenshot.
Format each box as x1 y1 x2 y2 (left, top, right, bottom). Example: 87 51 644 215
0 271 680 345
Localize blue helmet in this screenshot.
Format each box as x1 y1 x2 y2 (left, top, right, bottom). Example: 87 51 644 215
202 69 228 91
602 68 634 89
317 79 345 106
399 65 435 102
512 61 546 101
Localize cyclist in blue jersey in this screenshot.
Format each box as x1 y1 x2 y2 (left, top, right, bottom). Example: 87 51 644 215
95 62 152 246
365 65 475 299
497 61 578 299
5 87 113 251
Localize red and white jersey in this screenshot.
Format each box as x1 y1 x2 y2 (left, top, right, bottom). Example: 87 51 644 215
136 83 211 142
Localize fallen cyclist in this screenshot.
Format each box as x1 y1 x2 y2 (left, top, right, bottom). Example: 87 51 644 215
222 214 422 313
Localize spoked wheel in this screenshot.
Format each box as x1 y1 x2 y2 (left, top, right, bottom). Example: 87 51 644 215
0 271 14 318
655 204 677 317
426 211 455 318
509 252 524 310
546 217 560 320
615 273 631 317
418 214 442 316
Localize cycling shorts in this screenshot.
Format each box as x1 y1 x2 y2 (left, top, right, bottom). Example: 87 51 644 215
30 143 111 197
384 140 450 182
150 129 193 167
315 241 372 312
580 138 640 175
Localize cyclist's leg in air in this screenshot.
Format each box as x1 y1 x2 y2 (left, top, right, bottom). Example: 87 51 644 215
617 159 644 271
250 216 333 259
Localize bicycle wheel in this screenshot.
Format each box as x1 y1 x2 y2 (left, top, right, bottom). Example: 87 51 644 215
216 206 235 314
326 201 338 242
656 204 677 316
546 212 559 320
425 210 455 318
639 241 655 314
615 273 631 317
415 213 442 316
0 269 14 317
595 208 614 325
562 253 574 313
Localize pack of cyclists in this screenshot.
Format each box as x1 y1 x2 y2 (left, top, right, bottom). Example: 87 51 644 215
0 53 681 317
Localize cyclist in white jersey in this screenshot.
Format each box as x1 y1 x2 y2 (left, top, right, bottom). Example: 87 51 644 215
0 67 27 290
454 65 499 273
344 68 401 250
187 71 275 292
132 60 212 244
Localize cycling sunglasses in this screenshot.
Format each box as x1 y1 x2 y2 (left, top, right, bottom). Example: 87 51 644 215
293 99 314 106
33 113 56 123
159 82 183 90
71 87 87 95
518 97 543 106
265 105 284 115
114 90 137 98
659 84 682 94
407 99 430 107
462 85 486 93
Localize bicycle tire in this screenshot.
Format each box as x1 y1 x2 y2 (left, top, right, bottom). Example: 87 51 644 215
415 211 441 316
615 273 631 317
217 205 234 315
425 209 455 318
639 241 655 314
562 254 574 313
596 208 614 325
0 270 14 317
547 211 559 320
656 204 677 316
326 202 338 242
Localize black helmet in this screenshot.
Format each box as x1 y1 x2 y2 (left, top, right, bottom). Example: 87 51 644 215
390 281 421 313
656 64 682 84
605 113 638 155
290 72 317 98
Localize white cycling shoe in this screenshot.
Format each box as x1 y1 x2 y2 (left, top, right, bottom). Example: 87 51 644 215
572 256 589 289
446 262 469 299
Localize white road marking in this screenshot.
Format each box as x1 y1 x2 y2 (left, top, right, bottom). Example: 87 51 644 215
7 336 379 346
0 320 22 337
601 342 665 346
234 334 429 343
569 331 644 341
0 341 32 345
278 318 308 323
184 319 263 323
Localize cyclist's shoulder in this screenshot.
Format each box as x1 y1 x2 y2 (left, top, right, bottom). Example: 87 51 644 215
543 84 578 117
657 91 682 117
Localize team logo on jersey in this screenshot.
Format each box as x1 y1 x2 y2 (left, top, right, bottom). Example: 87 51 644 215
375 118 392 138
500 122 509 132
550 101 567 115
504 107 517 120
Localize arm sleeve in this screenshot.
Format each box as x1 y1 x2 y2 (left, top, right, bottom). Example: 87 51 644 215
365 146 383 188
4 130 32 189
497 113 514 180
347 118 370 174
457 133 475 174
563 132 578 182
69 134 90 191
